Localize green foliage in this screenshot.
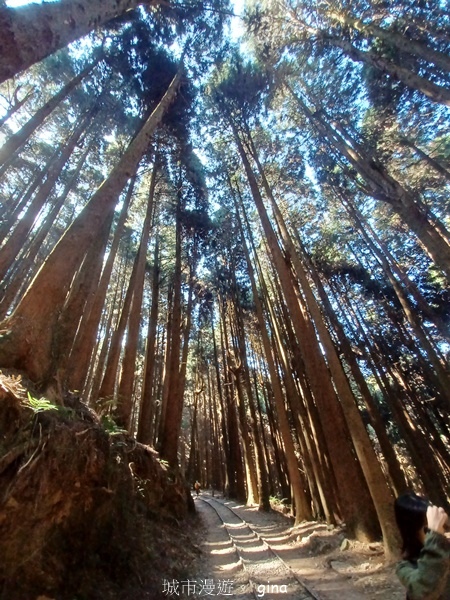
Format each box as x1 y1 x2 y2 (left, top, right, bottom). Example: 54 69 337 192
100 415 128 436
22 392 58 414
208 50 270 126
269 495 289 509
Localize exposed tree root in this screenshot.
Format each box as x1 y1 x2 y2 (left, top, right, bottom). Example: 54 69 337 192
0 369 196 599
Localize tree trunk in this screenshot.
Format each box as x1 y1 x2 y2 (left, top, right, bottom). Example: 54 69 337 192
340 284 449 504
219 301 246 501
259 261 340 522
324 35 450 106
233 123 379 540
234 191 291 513
137 236 160 444
0 159 52 236
399 138 450 181
173 253 197 442
116 162 157 429
0 85 34 128
339 192 450 342
340 13 450 74
211 317 231 495
0 68 182 384
300 242 409 497
55 213 114 381
0 0 159 83
249 137 403 554
98 243 141 402
0 114 91 282
159 195 183 467
67 175 136 392
229 165 312 522
0 61 98 169
287 85 450 280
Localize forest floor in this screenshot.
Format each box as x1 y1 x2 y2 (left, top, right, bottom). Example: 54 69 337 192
186 491 406 600
0 368 407 600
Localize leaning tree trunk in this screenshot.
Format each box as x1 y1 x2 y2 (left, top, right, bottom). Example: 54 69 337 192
234 191 292 514
98 241 142 402
339 191 450 342
0 60 99 169
0 68 182 384
0 0 159 83
0 86 34 128
399 138 450 181
339 13 450 75
340 283 450 504
229 171 312 522
257 255 340 522
67 175 136 392
299 242 409 497
55 213 115 376
323 35 450 106
0 155 57 237
287 86 450 281
249 135 402 555
0 113 91 282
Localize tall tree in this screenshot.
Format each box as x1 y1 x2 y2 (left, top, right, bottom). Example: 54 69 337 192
0 58 101 169
0 64 184 384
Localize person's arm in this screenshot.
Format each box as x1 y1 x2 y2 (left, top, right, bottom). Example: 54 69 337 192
396 531 449 599
396 506 449 600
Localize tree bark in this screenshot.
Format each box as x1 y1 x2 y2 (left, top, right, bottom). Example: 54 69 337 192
0 1 158 83
338 14 450 74
232 123 379 539
323 35 450 106
287 85 450 280
67 175 136 392
0 85 34 128
137 237 160 444
0 67 182 384
0 114 90 282
116 162 157 429
0 61 99 169
159 194 184 467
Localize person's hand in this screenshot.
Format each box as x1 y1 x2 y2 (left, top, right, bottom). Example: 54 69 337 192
426 505 448 535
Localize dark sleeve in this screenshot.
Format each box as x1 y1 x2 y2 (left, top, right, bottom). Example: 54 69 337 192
396 531 450 600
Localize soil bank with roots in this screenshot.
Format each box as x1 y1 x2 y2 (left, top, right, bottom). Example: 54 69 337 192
0 369 197 600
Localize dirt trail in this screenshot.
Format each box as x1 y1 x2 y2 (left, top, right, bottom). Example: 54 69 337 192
191 492 405 600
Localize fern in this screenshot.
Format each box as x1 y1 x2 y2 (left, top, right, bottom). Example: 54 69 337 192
23 392 58 413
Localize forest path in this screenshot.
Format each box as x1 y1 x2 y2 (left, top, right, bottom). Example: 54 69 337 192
193 492 405 600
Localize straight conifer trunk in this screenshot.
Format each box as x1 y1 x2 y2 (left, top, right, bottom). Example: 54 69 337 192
67 176 136 392
248 135 400 555
116 163 158 429
159 197 184 467
0 114 91 282
232 123 379 539
339 13 450 74
325 36 450 106
0 68 183 384
137 238 161 445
